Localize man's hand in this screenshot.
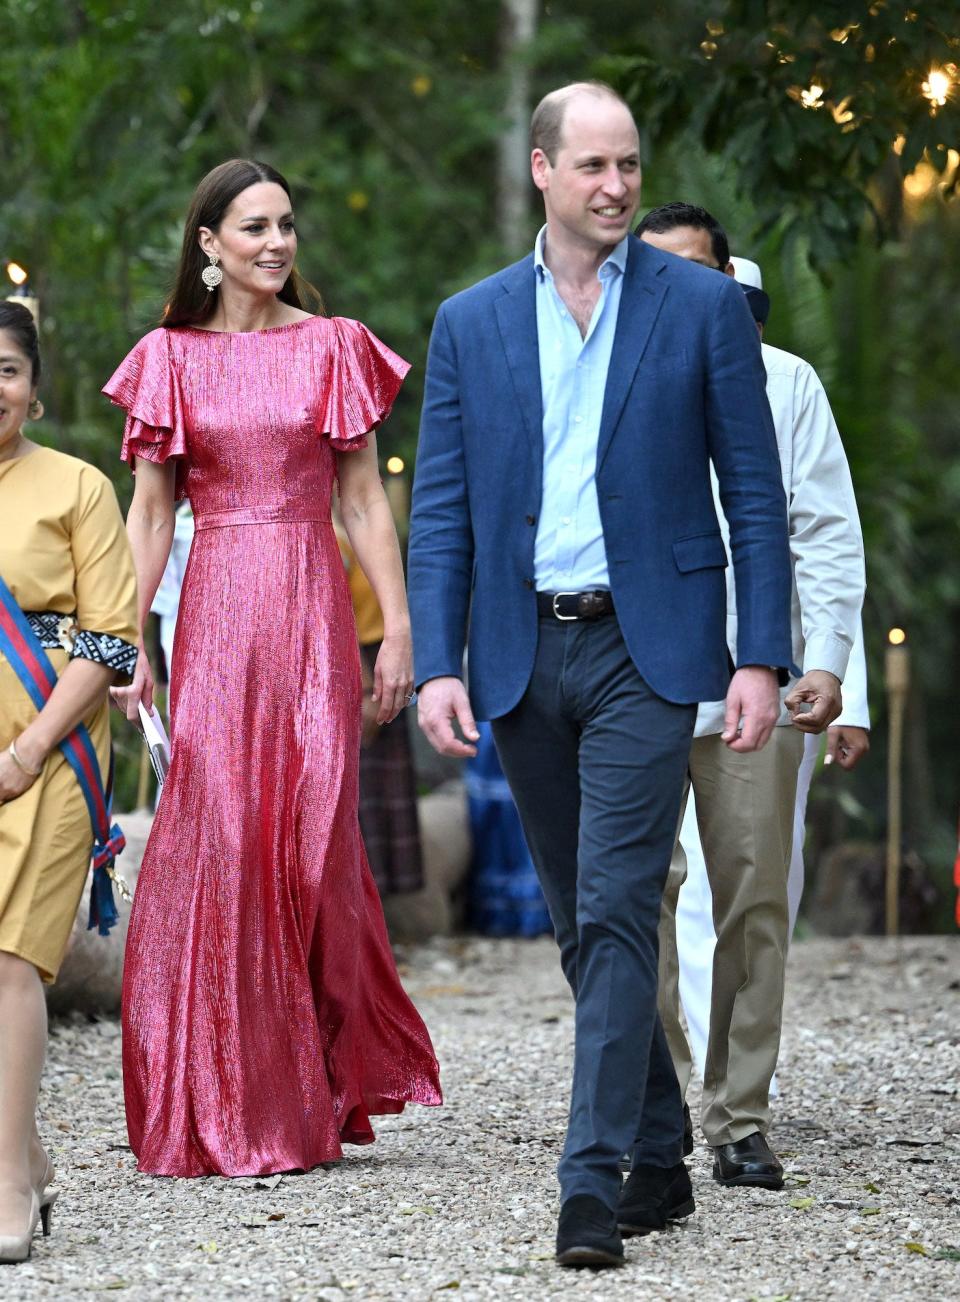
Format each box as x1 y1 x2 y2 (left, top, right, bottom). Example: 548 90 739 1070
722 666 781 753
418 676 480 758
785 669 842 735
824 725 870 770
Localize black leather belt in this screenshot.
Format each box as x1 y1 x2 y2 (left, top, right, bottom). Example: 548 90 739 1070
536 590 616 622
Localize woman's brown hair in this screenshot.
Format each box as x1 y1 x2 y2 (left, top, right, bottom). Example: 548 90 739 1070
162 159 323 327
0 301 41 384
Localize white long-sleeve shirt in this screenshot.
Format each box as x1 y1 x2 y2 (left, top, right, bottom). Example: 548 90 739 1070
695 342 868 737
834 619 869 729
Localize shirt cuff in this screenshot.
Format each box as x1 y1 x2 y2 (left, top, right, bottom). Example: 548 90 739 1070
833 712 871 730
801 633 851 683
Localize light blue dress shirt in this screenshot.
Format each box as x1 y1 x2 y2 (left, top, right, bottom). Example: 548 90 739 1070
533 224 628 592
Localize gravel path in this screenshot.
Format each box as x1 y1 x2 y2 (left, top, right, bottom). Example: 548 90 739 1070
9 935 959 1301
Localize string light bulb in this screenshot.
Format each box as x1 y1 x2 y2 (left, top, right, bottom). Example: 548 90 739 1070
922 68 952 109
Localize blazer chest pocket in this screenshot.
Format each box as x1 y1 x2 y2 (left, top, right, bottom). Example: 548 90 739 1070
672 532 728 573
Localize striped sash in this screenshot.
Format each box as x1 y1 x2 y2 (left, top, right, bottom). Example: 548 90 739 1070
0 575 125 935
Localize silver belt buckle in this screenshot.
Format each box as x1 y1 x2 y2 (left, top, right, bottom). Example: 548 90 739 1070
552 591 580 621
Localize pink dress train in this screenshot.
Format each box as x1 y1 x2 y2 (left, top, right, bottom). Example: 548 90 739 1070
103 316 442 1177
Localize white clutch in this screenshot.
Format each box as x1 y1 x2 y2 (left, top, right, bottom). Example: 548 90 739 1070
137 702 171 788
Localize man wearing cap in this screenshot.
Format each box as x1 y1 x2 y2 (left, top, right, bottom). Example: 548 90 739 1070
637 202 867 1189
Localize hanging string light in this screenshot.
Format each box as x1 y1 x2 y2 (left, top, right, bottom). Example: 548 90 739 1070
922 66 954 111
788 81 826 109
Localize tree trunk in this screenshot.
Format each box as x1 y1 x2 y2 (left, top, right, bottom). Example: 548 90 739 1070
497 0 538 258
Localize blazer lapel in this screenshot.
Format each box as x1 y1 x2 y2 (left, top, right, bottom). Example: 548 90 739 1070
596 239 668 472
493 257 543 459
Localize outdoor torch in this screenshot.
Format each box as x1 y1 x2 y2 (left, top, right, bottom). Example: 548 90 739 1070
4 262 38 325
884 628 910 937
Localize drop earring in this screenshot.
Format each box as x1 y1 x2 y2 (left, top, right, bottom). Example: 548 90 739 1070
201 253 223 291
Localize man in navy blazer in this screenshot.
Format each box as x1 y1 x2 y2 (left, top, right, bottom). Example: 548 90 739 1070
408 81 793 1267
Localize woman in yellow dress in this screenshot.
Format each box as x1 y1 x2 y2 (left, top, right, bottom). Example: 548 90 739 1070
0 302 138 1262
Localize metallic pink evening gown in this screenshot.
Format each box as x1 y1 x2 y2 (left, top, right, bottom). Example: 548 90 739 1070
103 317 442 1177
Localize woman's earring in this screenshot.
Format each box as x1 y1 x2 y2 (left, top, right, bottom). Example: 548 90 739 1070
28 399 44 420
201 253 223 291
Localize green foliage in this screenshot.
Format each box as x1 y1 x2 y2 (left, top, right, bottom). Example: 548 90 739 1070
605 1 960 267
0 0 514 479
0 0 646 483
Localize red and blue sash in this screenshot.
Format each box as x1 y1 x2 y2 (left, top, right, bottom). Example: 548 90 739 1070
0 575 124 935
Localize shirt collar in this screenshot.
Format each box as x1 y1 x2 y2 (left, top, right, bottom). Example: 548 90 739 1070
534 224 629 282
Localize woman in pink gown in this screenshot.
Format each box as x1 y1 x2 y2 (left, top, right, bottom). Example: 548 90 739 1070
104 159 441 1178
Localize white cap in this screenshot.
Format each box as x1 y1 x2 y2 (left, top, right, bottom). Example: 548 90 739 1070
730 256 763 290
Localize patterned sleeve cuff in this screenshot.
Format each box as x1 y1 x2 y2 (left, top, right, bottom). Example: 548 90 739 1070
71 630 139 680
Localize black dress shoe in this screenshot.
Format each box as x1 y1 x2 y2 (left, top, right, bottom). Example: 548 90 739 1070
555 1195 624 1268
712 1132 784 1189
620 1103 694 1172
617 1162 695 1237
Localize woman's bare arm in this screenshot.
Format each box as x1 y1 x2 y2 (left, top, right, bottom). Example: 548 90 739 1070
336 436 413 725
0 660 115 801
111 459 176 720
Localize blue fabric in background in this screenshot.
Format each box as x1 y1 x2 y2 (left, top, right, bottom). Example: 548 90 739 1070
466 723 552 937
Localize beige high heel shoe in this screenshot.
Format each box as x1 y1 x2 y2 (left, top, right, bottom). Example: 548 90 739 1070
0 1189 40 1265
36 1153 55 1195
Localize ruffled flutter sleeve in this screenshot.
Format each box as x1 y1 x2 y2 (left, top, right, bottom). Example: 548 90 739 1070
102 328 189 497
317 317 411 451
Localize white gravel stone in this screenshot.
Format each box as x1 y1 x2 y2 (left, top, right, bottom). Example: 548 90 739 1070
5 936 958 1300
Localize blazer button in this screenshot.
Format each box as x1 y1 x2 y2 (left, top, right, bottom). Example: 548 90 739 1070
523 578 534 590
525 514 536 526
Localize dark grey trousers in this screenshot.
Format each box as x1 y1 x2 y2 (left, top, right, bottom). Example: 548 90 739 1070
492 614 696 1207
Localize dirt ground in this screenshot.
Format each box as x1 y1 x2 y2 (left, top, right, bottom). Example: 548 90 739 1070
7 934 959 1301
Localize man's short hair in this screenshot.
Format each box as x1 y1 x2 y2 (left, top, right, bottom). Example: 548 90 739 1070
530 81 634 165
635 202 730 270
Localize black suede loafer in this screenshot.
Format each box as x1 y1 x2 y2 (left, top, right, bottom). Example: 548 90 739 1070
617 1161 695 1237
555 1195 624 1268
712 1132 784 1189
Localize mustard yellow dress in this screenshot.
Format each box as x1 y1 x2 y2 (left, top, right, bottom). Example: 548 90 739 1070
0 446 138 981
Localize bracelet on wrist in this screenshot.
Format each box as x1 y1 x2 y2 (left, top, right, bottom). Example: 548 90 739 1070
9 738 43 777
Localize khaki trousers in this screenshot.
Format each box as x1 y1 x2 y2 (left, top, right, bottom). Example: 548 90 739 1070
658 726 804 1146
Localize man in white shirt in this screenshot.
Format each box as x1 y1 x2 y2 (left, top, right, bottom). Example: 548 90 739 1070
637 204 868 1189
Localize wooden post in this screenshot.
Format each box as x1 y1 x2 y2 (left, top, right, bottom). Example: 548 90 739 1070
885 629 910 936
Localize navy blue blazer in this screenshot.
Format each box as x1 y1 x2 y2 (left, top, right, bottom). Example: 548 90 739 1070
408 236 793 722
